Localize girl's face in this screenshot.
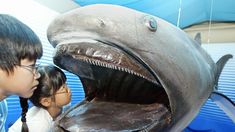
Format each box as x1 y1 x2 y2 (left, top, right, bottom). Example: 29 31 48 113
54 84 71 107
0 58 40 98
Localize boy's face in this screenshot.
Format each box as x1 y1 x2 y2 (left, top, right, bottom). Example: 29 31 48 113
54 84 72 107
0 58 40 98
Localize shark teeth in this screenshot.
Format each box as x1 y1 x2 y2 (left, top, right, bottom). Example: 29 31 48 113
78 57 158 84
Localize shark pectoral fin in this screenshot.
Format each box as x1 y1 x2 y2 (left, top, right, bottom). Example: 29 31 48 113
210 91 235 123
214 54 233 90
194 32 201 45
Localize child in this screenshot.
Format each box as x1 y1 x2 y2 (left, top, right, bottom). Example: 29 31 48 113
0 14 43 131
0 14 42 99
9 65 72 132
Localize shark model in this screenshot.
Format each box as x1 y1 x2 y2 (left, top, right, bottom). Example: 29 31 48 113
47 4 235 131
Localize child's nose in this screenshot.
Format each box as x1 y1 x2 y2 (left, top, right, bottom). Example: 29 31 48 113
67 88 71 93
34 71 41 79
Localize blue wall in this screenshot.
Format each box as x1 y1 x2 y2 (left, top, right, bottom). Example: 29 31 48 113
187 43 235 131
74 0 235 28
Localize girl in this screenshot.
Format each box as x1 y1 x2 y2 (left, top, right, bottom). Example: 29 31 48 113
9 65 71 132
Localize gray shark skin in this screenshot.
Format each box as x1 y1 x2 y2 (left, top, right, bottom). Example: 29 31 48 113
47 4 233 132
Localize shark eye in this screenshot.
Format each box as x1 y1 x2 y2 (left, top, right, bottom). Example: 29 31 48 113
144 16 157 32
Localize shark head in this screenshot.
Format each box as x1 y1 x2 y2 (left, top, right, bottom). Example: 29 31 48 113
47 4 232 131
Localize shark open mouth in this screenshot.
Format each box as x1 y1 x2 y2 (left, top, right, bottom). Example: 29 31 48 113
53 39 172 131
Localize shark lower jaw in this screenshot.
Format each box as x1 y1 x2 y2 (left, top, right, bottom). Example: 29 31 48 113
54 39 172 131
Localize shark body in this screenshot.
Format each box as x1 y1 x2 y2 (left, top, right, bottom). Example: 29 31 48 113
47 4 234 131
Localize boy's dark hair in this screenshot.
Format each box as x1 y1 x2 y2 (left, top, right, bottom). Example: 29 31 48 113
30 65 67 108
0 14 43 74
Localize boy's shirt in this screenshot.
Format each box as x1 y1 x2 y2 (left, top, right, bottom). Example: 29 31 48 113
8 106 54 132
0 99 7 132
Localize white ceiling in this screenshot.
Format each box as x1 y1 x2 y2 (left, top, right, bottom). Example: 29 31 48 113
33 0 80 13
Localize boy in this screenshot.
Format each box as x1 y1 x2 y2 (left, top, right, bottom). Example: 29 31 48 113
0 14 43 131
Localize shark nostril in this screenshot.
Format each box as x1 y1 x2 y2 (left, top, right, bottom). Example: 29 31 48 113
97 18 105 27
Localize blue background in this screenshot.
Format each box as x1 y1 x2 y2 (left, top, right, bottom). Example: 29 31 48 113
74 0 235 28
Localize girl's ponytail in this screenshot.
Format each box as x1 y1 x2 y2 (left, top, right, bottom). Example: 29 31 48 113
19 97 29 132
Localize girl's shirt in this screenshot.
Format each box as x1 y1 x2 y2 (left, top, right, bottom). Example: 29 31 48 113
8 106 54 132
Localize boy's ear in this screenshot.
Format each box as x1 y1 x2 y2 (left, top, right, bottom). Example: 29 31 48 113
40 97 52 107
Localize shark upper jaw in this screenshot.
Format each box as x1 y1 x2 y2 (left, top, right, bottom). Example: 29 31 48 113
54 38 172 131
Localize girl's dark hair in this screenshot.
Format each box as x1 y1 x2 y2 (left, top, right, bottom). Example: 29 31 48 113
19 97 29 132
30 65 67 108
0 14 43 74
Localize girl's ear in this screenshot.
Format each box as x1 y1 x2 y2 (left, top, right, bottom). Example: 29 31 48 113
40 97 52 107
